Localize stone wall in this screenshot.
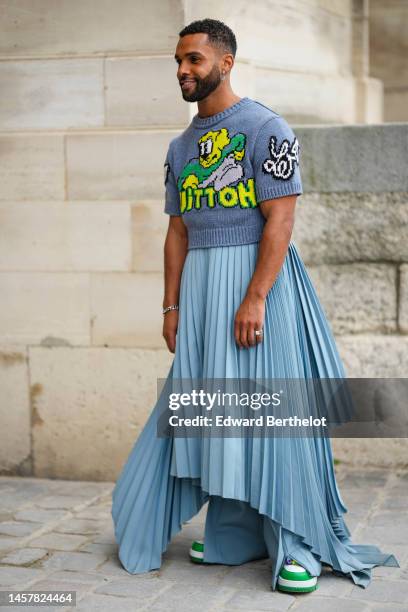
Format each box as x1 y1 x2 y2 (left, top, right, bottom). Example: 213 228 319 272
291 124 408 468
370 0 408 121
0 1 406 480
2 122 407 478
188 0 382 124
0 0 383 128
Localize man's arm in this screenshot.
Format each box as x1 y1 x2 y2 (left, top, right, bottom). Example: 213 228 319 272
234 195 297 349
163 216 188 353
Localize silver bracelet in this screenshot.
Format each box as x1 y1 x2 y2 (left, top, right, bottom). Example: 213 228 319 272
162 304 179 315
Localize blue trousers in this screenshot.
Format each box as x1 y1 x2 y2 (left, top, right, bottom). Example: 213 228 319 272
203 495 322 589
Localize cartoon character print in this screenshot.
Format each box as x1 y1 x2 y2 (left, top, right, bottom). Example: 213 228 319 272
262 135 300 180
179 128 246 191
177 128 258 213
173 126 300 214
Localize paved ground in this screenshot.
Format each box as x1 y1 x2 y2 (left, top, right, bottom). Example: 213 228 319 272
0 467 407 611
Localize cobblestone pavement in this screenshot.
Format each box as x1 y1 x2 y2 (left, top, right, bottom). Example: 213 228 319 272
0 467 407 611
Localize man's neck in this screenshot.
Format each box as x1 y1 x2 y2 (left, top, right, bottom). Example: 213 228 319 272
196 89 242 118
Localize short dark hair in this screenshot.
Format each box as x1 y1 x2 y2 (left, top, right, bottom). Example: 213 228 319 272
179 18 237 57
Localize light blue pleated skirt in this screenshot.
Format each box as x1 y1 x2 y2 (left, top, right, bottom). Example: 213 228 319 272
111 241 400 590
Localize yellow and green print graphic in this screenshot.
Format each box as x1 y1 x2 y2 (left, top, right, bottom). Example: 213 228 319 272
177 128 257 213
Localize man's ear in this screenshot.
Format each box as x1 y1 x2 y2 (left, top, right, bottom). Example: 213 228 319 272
222 52 234 74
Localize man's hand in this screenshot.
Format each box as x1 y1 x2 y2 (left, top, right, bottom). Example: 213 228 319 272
233 194 297 350
163 310 179 353
234 294 265 349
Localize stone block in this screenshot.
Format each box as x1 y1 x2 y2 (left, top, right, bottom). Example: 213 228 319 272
385 88 408 123
223 1 351 74
337 334 408 377
257 71 355 124
79 542 116 556
0 547 48 566
132 203 168 272
0 566 46 588
223 586 297 610
295 124 408 193
29 347 173 480
218 565 274 590
14 509 66 523
94 577 168 598
91 520 121 542
322 0 354 17
96 557 132 577
0 0 183 56
0 273 90 345
0 136 64 201
369 511 408 528
370 1 408 84
0 537 25 553
76 506 111 520
0 59 103 129
356 524 408 548
291 598 368 611
34 496 99 510
41 551 107 572
105 57 188 127
145 583 238 611
44 480 112 498
339 469 389 489
307 263 397 334
74 594 143 611
292 192 408 264
28 533 89 551
0 202 131 271
399 264 408 332
45 569 107 583
354 76 384 124
54 519 104 535
158 559 226 585
66 131 175 200
0 521 39 537
91 272 164 347
28 578 92 601
332 438 408 469
348 577 408 603
0 346 30 474
0 202 131 272
0 479 58 509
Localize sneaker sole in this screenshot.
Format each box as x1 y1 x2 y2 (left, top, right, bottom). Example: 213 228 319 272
277 583 318 593
277 576 318 593
189 545 204 563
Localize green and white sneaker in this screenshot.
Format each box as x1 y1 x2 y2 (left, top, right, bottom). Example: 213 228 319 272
189 539 205 563
277 556 318 593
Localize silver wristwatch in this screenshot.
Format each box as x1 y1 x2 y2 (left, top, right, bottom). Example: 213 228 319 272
162 304 179 315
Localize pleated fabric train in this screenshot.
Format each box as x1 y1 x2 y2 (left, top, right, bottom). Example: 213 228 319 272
111 241 400 591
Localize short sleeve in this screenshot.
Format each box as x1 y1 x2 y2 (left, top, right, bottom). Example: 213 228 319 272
253 116 303 204
164 145 181 216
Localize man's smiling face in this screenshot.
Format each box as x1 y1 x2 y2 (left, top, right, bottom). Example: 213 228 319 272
175 33 223 102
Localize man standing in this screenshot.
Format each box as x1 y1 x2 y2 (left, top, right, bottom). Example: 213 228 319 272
112 18 400 595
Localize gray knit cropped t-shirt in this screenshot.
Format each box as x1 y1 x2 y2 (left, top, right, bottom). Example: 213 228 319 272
164 97 303 249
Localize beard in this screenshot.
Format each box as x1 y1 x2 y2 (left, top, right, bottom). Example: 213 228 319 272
180 64 222 102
